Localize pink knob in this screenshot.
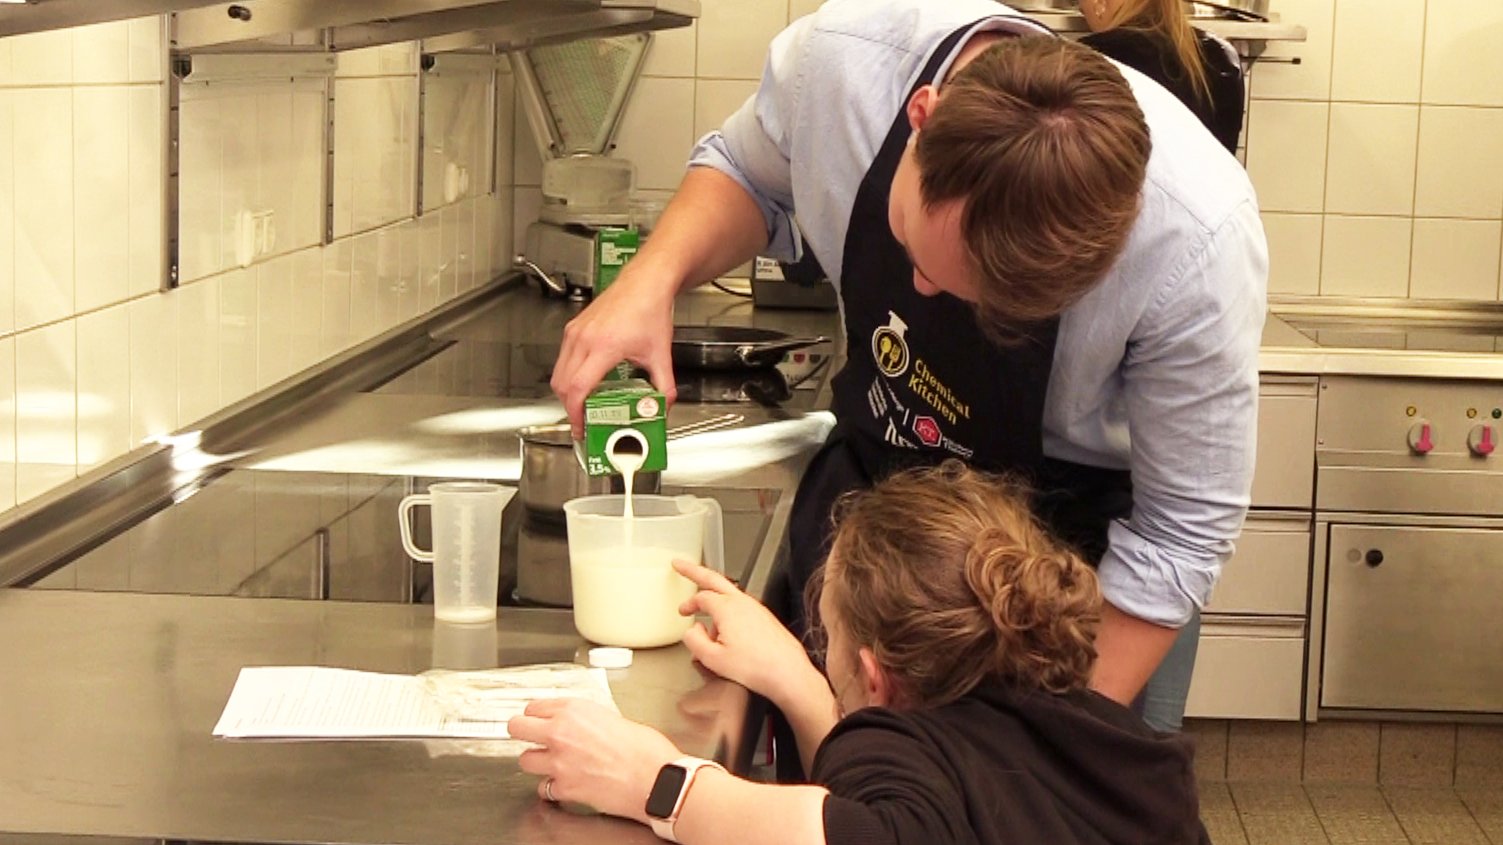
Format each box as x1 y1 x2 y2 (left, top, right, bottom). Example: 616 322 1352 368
1469 424 1496 457
1408 421 1434 455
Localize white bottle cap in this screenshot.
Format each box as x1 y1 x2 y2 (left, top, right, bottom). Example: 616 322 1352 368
588 647 634 670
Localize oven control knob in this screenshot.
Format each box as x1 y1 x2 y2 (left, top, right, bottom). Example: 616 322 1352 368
1407 420 1435 455
1468 424 1496 457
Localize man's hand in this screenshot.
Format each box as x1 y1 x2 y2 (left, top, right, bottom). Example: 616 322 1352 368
551 266 680 439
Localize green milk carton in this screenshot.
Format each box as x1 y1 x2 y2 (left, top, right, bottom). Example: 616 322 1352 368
595 227 641 381
579 378 668 476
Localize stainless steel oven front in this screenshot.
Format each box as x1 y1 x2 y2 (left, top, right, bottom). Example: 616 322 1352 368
1310 375 1503 717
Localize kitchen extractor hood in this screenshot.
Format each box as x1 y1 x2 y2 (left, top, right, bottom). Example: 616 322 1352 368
0 0 697 54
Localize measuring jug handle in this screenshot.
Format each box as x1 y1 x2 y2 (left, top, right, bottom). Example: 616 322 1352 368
398 494 435 563
700 497 725 575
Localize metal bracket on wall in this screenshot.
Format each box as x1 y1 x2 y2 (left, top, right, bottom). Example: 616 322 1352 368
415 51 504 219
162 42 337 291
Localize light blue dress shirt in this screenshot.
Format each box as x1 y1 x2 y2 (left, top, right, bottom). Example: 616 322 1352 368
688 0 1269 627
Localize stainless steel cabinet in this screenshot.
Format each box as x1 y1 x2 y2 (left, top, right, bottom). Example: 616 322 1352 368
1322 522 1503 714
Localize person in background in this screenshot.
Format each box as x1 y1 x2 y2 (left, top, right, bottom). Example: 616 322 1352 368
1080 0 1245 152
549 0 1267 742
508 462 1210 845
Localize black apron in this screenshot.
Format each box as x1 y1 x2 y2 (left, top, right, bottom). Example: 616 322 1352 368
772 25 1134 637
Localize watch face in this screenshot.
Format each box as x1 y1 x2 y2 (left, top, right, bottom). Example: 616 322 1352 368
645 764 690 819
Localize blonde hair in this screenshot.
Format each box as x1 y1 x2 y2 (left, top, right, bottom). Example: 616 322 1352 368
810 461 1102 708
1101 0 1213 104
917 36 1149 338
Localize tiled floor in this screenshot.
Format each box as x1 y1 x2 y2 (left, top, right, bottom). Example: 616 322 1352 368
1203 783 1503 844
1191 718 1503 844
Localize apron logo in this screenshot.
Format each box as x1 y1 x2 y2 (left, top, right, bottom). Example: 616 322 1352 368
871 311 910 378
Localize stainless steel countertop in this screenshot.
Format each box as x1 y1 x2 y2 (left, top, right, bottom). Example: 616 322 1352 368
1261 310 1503 381
0 590 749 845
0 281 841 845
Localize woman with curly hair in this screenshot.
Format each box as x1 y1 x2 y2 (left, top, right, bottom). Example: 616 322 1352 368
507 461 1208 845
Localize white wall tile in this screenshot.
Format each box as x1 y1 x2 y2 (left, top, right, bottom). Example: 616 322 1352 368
255 89 296 255
398 219 420 320
129 293 177 445
13 89 75 330
72 21 130 86
697 0 785 80
475 197 495 285
128 85 164 296
1324 103 1418 216
8 29 73 86
496 187 515 282
218 267 257 407
289 84 325 251
1246 100 1329 213
642 24 697 78
0 91 13 335
0 337 13 512
376 226 402 330
76 305 131 468
0 33 12 85
350 230 380 341
1262 212 1324 296
496 69 516 188
336 43 417 78
1423 0 1503 107
74 87 130 313
455 201 476 293
321 239 353 356
419 211 444 311
1413 106 1503 219
176 277 221 426
1410 219 1502 301
177 88 222 283
1249 0 1335 101
15 321 76 502
422 72 490 212
615 77 695 191
127 17 163 84
256 255 293 389
439 205 459 303
1329 0 1423 104
512 90 543 187
334 77 415 237
693 79 756 142
288 248 323 375
513 187 542 264
1321 215 1412 297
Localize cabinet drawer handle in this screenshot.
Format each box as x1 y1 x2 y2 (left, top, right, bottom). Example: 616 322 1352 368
1364 548 1384 567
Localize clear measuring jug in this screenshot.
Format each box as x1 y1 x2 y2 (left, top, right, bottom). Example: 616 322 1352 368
398 482 515 624
562 494 725 649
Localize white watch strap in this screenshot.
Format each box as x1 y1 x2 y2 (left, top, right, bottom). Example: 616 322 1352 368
648 757 725 843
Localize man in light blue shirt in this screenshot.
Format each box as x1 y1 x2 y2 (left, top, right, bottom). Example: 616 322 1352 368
551 0 1267 734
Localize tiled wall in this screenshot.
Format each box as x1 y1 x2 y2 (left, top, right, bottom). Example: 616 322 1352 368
0 19 517 515
513 0 1503 303
1245 0 1503 301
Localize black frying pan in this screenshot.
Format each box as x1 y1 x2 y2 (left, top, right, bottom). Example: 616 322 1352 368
671 326 829 371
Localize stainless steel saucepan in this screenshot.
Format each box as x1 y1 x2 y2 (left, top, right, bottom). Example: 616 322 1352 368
672 326 828 371
517 413 744 522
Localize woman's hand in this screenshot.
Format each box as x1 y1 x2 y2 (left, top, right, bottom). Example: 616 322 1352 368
507 698 682 824
674 559 828 712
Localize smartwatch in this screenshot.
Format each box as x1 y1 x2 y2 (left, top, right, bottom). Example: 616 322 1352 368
644 756 725 843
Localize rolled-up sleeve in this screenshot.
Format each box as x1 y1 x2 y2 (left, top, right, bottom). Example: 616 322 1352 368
1098 198 1268 627
685 16 812 261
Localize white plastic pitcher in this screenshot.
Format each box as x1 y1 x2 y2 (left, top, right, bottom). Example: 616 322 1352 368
562 494 725 648
398 482 515 624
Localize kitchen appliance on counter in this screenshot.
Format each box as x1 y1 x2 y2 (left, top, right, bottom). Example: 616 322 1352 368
750 251 839 312
511 33 653 301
